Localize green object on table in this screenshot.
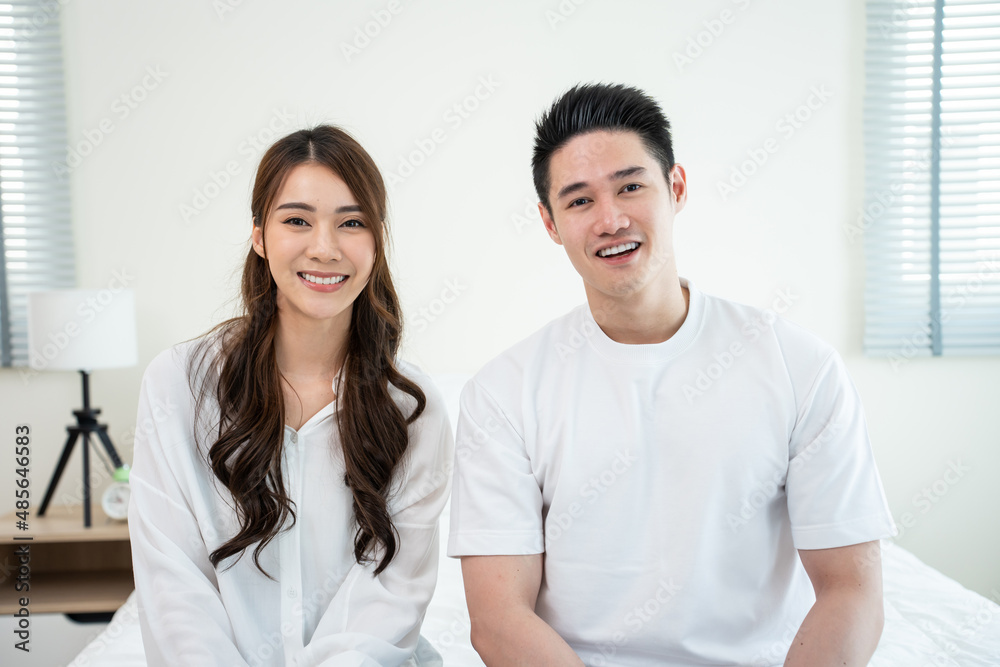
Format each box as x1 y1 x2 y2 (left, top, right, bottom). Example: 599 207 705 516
112 464 130 483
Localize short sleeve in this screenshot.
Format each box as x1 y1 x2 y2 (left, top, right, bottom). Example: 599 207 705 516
785 351 898 550
447 377 544 556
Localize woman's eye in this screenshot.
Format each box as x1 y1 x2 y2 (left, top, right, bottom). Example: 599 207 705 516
342 218 365 228
284 217 309 227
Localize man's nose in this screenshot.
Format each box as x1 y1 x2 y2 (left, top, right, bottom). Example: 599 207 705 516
593 198 630 236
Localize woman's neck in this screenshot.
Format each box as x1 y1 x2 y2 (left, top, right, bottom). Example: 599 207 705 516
272 306 352 383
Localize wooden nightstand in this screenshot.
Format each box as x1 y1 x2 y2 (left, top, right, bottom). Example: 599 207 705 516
0 505 133 615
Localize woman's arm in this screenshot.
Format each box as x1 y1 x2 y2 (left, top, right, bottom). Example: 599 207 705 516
128 349 250 667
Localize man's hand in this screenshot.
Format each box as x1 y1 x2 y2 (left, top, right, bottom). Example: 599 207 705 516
461 554 585 667
785 540 885 666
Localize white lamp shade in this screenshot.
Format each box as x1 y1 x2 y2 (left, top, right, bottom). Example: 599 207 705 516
27 289 138 371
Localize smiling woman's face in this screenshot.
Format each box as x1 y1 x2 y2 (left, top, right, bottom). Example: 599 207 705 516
251 162 376 328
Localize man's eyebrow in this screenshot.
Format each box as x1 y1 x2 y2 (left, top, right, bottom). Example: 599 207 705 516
274 202 362 214
556 181 588 201
554 166 648 201
612 165 646 180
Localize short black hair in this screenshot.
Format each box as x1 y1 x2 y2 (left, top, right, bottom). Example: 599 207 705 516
532 83 675 214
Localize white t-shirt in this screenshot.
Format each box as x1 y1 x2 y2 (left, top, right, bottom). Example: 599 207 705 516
448 278 896 667
129 336 453 667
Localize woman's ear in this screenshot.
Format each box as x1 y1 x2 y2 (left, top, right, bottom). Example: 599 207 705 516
251 221 266 259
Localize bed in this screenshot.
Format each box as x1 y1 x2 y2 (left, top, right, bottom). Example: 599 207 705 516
69 374 1000 666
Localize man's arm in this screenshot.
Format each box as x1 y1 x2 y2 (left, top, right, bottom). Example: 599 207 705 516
461 554 584 667
784 540 885 667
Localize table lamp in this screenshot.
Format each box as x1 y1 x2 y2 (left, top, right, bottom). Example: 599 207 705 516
27 289 137 527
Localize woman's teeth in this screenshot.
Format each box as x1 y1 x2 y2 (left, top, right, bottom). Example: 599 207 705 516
300 273 346 285
598 242 639 258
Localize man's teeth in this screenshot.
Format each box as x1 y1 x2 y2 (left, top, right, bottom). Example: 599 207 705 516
301 273 346 285
597 242 639 258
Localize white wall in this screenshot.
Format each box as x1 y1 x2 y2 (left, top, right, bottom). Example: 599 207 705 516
1 0 997 607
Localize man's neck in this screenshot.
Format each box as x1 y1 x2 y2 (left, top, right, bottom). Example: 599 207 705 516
586 274 689 345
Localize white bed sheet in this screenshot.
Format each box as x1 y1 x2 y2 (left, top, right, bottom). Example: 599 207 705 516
67 537 1000 667
68 374 1000 666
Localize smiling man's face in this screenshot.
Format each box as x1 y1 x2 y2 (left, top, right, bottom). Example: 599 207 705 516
539 130 687 304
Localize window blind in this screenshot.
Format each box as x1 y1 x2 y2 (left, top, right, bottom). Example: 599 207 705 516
0 0 75 367
863 0 1000 359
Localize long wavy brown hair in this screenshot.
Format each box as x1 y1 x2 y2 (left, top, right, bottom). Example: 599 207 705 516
187 125 425 576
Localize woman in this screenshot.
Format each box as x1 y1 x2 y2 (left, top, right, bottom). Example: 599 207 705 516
128 126 453 666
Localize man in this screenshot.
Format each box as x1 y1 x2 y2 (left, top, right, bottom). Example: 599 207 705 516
447 83 896 666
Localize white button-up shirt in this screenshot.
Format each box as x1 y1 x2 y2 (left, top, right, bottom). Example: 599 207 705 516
129 339 453 666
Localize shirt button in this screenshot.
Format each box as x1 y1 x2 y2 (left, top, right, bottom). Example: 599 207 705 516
290 432 298 444
287 587 297 598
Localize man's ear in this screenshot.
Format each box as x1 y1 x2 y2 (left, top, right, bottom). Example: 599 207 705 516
251 221 266 258
670 164 688 214
538 202 563 246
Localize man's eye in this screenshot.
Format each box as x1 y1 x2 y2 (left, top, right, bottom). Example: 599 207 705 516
342 218 365 228
622 183 641 193
284 217 309 226
569 198 589 208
